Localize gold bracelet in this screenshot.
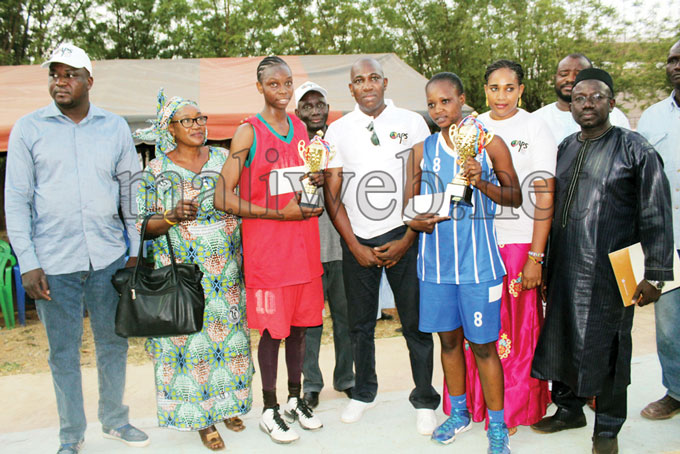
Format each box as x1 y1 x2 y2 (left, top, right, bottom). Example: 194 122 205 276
163 209 178 225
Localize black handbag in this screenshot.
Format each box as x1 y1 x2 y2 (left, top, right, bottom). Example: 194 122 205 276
111 215 205 338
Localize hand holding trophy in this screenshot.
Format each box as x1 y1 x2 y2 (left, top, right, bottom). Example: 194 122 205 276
447 113 494 207
297 130 335 208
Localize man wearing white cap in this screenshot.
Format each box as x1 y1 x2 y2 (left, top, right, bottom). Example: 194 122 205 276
5 44 148 453
294 81 355 409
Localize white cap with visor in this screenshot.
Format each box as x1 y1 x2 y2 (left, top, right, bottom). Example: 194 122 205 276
294 81 328 108
42 44 93 76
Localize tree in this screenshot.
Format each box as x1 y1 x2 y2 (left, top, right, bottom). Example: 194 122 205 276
0 0 65 65
367 0 623 111
2 0 675 113
0 0 30 65
587 0 678 111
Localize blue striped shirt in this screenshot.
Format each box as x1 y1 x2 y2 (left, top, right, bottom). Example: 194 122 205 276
5 102 141 274
417 132 506 284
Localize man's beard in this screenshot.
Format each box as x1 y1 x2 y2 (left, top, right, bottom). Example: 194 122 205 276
555 84 572 103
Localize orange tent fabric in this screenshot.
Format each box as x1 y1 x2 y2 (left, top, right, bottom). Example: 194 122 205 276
0 53 433 151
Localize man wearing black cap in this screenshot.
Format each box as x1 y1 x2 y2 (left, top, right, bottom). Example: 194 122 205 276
530 68 674 454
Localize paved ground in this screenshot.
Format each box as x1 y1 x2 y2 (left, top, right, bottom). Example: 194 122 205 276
2 304 679 453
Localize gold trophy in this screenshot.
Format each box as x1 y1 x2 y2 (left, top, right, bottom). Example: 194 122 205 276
446 113 494 207
297 130 335 208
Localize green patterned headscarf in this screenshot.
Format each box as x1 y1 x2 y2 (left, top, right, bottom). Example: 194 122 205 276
133 88 198 155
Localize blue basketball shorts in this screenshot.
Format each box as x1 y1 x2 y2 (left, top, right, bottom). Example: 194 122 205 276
418 277 503 344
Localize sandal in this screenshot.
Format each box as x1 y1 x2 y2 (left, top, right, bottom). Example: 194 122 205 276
199 425 225 451
508 426 518 436
224 416 246 432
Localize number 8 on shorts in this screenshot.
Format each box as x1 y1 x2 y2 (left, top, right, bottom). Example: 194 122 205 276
473 311 483 327
458 278 502 344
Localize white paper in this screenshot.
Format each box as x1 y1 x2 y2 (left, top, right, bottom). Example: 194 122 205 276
488 283 503 302
268 166 307 196
443 184 457 213
403 192 450 221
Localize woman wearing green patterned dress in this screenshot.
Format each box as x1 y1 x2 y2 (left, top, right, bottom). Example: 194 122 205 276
134 90 253 451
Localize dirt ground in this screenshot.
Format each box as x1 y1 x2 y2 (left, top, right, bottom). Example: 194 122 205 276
0 304 401 376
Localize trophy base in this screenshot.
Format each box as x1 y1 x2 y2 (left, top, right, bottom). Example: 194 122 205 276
299 191 321 208
447 183 473 207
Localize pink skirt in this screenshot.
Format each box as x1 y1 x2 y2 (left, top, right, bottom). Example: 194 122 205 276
443 243 550 427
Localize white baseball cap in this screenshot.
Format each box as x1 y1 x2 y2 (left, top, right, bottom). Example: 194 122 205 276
41 44 93 76
294 81 328 108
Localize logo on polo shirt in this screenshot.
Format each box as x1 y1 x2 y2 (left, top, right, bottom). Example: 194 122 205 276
510 139 528 153
390 131 409 144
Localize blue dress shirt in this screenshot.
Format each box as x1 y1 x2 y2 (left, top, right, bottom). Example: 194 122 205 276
5 102 141 275
638 90 680 246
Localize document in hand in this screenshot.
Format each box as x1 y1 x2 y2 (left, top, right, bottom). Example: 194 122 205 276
403 186 457 222
608 243 680 306
268 165 307 196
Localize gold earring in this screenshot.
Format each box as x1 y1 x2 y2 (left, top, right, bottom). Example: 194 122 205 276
518 97 522 107
485 95 489 107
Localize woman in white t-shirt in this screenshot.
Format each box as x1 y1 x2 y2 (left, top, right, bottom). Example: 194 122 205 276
464 60 556 435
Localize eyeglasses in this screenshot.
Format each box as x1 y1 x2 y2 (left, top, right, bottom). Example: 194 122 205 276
171 116 208 128
299 102 328 114
571 93 611 106
367 121 380 146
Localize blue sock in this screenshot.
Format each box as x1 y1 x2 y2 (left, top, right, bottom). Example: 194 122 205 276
449 393 467 414
488 409 505 425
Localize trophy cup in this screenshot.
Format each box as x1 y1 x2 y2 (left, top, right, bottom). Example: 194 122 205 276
297 130 335 208
446 113 494 207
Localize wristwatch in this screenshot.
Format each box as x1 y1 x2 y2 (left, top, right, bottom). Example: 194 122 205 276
646 280 665 291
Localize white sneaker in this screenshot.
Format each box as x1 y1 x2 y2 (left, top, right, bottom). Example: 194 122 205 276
284 397 323 430
341 398 377 423
260 405 300 444
416 408 437 435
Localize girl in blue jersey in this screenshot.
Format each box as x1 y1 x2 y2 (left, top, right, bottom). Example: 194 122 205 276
403 72 521 454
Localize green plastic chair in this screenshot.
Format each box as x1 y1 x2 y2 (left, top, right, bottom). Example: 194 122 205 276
0 240 17 329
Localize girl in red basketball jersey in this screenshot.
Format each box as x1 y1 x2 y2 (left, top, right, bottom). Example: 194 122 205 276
214 56 325 444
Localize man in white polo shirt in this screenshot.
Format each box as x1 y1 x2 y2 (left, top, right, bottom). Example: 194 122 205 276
324 57 439 434
534 53 630 144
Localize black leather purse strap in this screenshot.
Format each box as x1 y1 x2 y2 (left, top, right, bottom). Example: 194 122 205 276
132 214 180 285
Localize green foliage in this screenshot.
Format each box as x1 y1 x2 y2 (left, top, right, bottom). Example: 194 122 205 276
0 0 675 110
0 0 56 65
0 361 21 373
368 0 623 111
590 38 677 111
